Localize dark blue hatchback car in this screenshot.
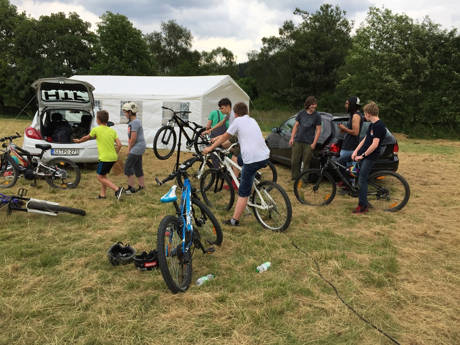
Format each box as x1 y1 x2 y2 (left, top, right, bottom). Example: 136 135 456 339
265 112 399 172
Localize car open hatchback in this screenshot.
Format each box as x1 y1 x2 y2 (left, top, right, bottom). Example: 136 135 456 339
22 77 99 163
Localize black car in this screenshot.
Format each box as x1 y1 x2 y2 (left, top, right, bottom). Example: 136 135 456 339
266 112 399 172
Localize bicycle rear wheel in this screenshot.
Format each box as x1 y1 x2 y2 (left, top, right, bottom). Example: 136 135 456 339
200 168 235 211
153 126 177 160
45 158 81 189
157 215 192 293
251 181 292 232
255 161 278 183
0 156 19 188
192 197 223 246
27 200 86 215
367 170 410 212
294 169 336 206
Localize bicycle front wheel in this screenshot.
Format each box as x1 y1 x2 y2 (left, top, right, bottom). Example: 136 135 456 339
193 127 208 155
0 155 19 188
45 158 81 189
294 169 336 206
251 181 292 232
367 170 410 212
157 215 192 293
27 201 86 215
192 197 223 246
153 126 177 160
200 168 235 211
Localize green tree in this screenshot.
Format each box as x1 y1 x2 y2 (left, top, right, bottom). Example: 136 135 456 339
200 47 238 77
92 12 155 75
246 4 352 107
145 20 200 75
338 7 460 135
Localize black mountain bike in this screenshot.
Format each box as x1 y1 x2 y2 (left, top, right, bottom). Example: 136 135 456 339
153 106 207 160
0 133 80 189
1 188 85 216
294 150 410 212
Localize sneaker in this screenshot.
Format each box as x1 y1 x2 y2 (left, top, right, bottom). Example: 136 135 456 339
115 186 124 200
352 205 368 214
97 195 106 199
136 185 145 192
125 186 137 195
223 218 240 226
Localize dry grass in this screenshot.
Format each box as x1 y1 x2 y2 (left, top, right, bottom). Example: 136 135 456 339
0 118 459 345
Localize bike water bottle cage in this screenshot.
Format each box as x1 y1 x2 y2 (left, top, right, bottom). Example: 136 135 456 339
161 185 178 203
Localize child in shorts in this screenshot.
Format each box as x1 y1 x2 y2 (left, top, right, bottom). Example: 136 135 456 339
73 110 124 200
203 102 270 226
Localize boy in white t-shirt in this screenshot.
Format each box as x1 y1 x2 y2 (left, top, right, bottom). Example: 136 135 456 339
203 102 270 226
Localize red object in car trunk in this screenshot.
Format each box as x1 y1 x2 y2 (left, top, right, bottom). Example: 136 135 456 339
25 127 42 140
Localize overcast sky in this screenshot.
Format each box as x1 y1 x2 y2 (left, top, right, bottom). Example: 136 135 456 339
11 0 460 63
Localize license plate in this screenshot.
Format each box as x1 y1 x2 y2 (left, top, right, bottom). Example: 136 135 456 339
51 148 80 156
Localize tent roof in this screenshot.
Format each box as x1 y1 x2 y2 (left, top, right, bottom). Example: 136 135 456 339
71 75 245 99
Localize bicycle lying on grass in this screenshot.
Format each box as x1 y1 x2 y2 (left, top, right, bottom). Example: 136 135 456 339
294 149 410 212
0 133 80 189
0 188 86 216
200 144 292 232
155 155 223 293
153 106 207 160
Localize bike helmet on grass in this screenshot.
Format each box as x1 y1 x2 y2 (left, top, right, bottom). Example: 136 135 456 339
133 250 158 271
107 242 136 266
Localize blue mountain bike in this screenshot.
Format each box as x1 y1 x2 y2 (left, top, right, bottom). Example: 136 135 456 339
156 155 223 293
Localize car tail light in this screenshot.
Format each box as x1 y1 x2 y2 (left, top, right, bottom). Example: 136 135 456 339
329 143 340 153
25 127 42 140
393 143 399 155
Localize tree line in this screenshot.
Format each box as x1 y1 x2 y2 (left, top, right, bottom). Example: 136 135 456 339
1 0 459 137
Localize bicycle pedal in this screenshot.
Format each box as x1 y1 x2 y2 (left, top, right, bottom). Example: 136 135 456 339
205 247 215 254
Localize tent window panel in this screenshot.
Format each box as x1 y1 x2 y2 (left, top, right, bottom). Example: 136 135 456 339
120 100 143 124
162 102 190 125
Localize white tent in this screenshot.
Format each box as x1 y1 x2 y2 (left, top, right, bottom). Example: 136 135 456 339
71 75 249 147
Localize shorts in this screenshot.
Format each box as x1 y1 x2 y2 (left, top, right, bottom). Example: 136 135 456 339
124 154 144 177
238 156 269 197
97 161 115 175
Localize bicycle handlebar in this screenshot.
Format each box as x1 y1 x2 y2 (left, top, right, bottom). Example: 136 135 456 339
0 132 21 142
161 106 191 114
155 155 203 186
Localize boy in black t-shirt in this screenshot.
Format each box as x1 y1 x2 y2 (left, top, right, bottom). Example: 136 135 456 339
351 102 387 213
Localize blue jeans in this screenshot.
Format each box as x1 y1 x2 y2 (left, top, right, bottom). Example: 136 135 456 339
237 155 268 197
338 149 354 166
358 158 376 207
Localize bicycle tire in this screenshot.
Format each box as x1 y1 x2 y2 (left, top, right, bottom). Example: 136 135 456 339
0 155 19 188
153 126 177 160
367 170 410 212
176 158 213 190
251 181 292 232
191 197 223 246
193 127 208 156
256 161 278 183
200 168 235 211
157 215 192 293
27 200 86 215
45 158 81 189
294 169 336 206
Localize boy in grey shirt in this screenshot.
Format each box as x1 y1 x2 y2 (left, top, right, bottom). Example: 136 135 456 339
122 102 146 194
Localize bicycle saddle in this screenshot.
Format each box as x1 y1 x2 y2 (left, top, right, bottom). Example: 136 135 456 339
160 185 177 203
35 144 52 151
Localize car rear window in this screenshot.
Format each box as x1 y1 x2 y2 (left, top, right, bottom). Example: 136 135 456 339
40 82 90 103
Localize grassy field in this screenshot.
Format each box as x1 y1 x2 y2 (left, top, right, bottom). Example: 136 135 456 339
0 118 459 345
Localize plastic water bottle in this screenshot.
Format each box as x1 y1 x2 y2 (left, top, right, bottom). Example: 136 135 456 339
196 274 215 286
256 262 271 273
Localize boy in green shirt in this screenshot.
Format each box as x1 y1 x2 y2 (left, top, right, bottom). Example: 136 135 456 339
73 110 124 199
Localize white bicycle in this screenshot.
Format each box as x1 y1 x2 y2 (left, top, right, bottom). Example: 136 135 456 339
199 144 292 232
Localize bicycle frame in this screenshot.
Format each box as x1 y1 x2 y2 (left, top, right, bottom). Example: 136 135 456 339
318 154 358 192
213 146 273 210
